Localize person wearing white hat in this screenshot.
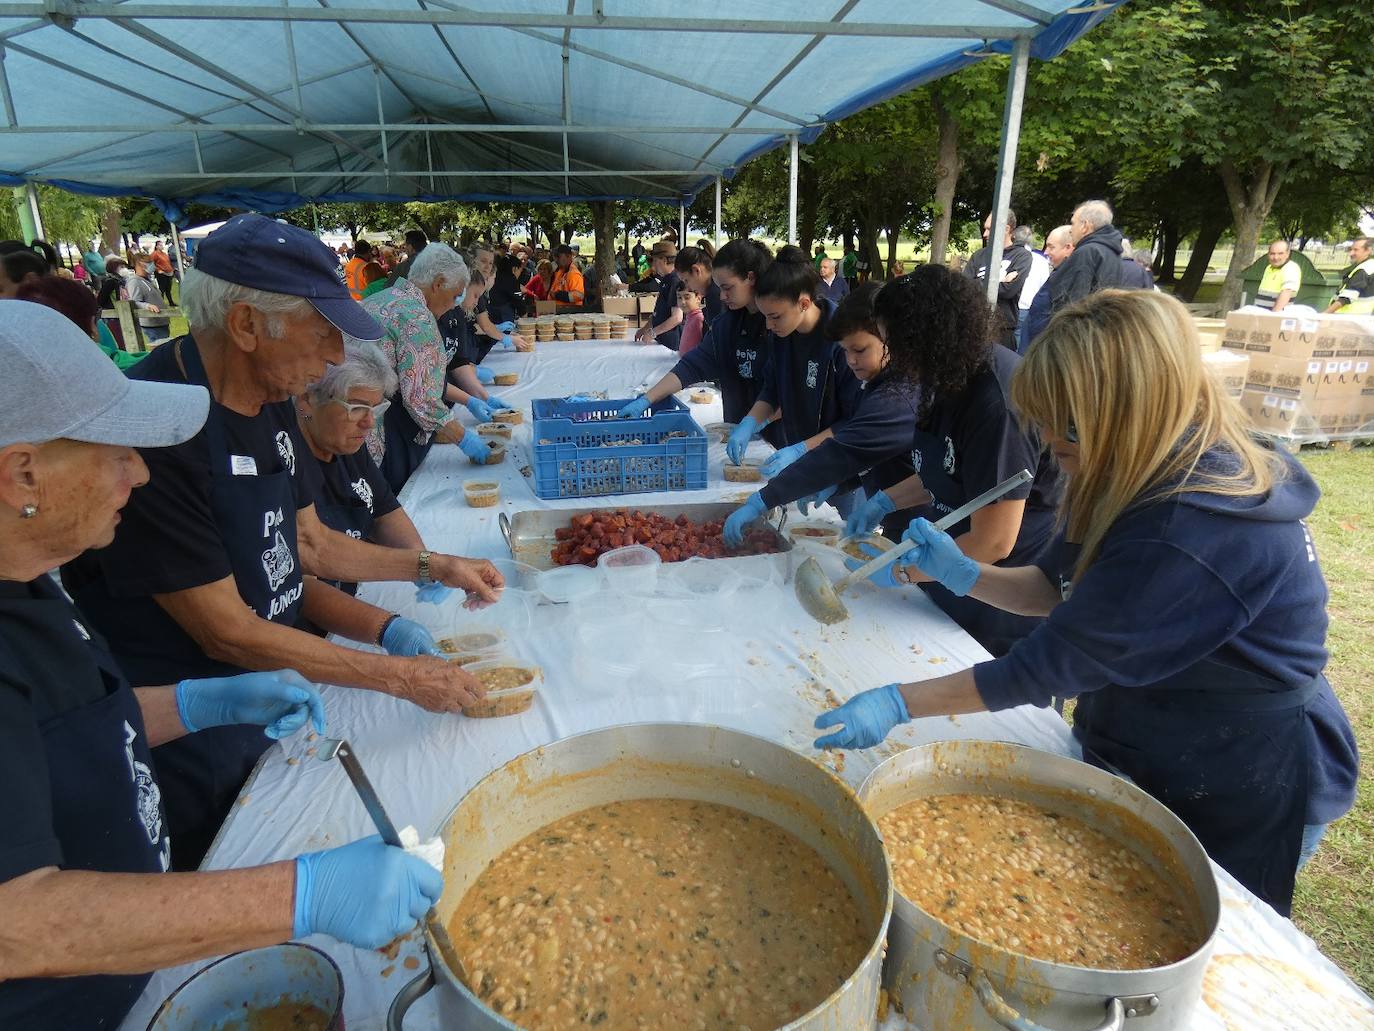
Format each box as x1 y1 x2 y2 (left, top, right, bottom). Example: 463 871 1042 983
0 302 444 1030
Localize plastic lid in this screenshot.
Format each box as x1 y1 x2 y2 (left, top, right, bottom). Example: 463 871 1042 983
597 544 661 570
538 564 600 603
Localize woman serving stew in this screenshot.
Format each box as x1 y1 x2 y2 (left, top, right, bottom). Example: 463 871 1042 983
814 290 1358 915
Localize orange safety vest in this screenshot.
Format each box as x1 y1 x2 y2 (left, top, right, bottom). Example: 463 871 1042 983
550 265 585 307
344 256 368 301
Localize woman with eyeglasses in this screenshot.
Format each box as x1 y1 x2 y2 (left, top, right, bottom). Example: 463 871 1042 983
814 289 1358 916
842 265 1062 657
295 341 440 603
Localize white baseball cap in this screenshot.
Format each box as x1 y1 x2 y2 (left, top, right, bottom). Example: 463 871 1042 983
0 301 209 448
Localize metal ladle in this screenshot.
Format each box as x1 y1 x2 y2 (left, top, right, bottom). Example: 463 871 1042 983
793 469 1034 624
316 738 469 987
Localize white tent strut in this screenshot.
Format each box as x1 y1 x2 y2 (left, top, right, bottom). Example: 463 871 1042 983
985 35 1031 308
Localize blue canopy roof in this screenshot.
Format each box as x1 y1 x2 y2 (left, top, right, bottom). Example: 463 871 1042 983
0 0 1125 218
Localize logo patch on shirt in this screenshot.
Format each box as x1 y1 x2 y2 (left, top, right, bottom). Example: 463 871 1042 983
911 447 922 473
806 360 819 390
262 529 296 591
275 430 296 476
230 454 258 476
123 721 169 867
352 477 375 513
72 618 91 641
943 436 957 475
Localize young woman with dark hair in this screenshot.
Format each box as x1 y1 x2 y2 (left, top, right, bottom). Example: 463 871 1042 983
674 246 722 325
842 263 1063 657
617 239 776 427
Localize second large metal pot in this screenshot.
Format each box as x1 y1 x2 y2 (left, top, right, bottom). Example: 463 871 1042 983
389 723 893 1030
859 740 1220 1031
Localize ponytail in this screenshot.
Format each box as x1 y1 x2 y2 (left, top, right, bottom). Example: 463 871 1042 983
756 244 820 303
713 238 773 281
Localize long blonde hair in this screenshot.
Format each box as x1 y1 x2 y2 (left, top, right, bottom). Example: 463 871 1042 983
1011 289 1283 577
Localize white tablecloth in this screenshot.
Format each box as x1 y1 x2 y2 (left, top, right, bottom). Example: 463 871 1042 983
122 339 1373 1031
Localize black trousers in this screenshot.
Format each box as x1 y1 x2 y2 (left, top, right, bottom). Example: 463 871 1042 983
155 272 175 304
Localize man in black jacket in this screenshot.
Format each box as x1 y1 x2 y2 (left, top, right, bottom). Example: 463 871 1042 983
964 208 1033 349
1050 199 1124 316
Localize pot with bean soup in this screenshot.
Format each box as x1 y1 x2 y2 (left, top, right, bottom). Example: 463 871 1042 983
859 740 1220 1031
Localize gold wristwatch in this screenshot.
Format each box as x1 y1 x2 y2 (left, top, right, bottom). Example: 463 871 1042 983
417 550 433 583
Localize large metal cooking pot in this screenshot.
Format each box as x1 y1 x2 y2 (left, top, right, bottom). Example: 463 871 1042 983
859 740 1220 1031
389 723 893 1030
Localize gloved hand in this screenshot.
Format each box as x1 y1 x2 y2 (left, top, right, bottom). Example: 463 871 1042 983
723 493 767 548
725 415 761 466
618 396 652 419
414 581 454 605
293 835 444 949
465 396 495 423
844 542 903 589
902 517 980 596
797 484 837 516
498 332 515 351
495 320 516 333
845 489 895 538
475 366 496 385
762 441 807 478
565 394 597 403
380 616 443 657
553 290 571 303
458 431 492 464
484 395 511 412
813 684 910 750
176 670 325 740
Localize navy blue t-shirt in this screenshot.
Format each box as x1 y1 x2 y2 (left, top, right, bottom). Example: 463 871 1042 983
652 270 683 351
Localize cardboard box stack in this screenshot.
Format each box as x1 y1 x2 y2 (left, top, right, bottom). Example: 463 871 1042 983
1222 311 1374 440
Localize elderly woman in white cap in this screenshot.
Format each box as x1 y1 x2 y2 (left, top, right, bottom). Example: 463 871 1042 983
0 302 443 1030
295 339 453 604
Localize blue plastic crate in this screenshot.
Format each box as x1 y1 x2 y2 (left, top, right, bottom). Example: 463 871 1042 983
530 397 708 499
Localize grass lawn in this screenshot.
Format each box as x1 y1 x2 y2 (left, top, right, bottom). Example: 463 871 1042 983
1291 446 1374 994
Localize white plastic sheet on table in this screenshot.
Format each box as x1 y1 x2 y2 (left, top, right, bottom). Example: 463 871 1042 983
121 338 1373 1031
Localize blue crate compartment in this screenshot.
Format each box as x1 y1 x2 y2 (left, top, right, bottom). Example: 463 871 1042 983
531 397 708 499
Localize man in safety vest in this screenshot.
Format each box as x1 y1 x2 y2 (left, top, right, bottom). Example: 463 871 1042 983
1255 240 1302 312
343 239 373 300
1325 236 1374 315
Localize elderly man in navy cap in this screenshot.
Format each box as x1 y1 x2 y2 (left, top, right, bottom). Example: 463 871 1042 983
63 216 502 870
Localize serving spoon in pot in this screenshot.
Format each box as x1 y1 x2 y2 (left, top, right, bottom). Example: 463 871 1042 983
317 738 469 987
794 469 1033 624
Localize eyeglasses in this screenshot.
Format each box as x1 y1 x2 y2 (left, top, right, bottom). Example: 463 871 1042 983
327 398 390 422
1065 418 1079 445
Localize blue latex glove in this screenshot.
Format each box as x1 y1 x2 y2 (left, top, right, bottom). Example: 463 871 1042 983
901 517 981 596
381 616 443 657
475 366 495 385
617 396 652 419
414 581 454 605
797 484 838 516
725 415 761 466
813 684 910 750
844 542 903 589
762 441 807 478
723 493 767 548
495 320 516 333
458 431 492 464
498 332 515 351
485 394 511 412
845 489 896 538
465 396 495 423
176 670 325 740
294 835 444 949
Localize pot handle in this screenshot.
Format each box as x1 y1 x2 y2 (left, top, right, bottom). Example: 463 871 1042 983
498 512 514 554
386 967 436 1031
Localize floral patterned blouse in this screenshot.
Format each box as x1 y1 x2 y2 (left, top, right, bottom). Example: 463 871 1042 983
351 278 455 463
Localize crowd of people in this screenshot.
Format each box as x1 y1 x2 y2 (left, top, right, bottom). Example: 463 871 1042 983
0 201 1364 1028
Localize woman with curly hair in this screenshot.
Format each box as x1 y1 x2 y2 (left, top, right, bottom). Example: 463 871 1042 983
843 264 1062 656
814 290 1357 915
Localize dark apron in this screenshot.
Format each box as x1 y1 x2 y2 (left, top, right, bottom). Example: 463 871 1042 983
2 610 170 1029
380 396 433 496
907 425 1043 656
151 340 304 871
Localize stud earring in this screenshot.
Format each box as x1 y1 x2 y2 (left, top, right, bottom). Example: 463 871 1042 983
20 503 38 519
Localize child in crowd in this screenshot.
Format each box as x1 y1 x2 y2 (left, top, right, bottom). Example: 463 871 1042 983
677 281 705 354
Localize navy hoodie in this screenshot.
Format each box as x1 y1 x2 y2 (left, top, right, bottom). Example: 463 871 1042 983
974 447 1358 823
756 296 863 447
760 367 917 509
670 305 771 424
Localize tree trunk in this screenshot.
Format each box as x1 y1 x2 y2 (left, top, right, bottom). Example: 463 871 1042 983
884 227 900 280
843 225 855 255
102 207 121 255
1217 159 1286 312
797 155 819 257
1174 214 1227 303
857 214 882 282
1153 217 1180 283
589 200 618 310
538 223 562 248
928 88 962 267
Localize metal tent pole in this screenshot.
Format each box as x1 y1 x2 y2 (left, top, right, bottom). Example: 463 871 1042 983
714 176 722 245
167 220 185 280
788 134 799 245
985 36 1030 307
678 201 686 246
22 181 43 243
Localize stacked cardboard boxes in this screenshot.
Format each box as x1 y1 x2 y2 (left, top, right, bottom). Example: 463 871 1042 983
1221 312 1374 440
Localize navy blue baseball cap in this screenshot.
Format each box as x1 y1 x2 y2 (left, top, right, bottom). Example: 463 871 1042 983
193 214 383 340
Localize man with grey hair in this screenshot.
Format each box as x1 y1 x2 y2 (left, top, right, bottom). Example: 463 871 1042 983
1049 199 1125 316
63 216 500 870
1022 225 1076 348
1324 236 1374 315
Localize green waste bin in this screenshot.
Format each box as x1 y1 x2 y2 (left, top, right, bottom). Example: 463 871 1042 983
1239 251 1331 309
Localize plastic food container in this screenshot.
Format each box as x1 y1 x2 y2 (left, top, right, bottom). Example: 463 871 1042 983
491 408 523 425
689 389 715 404
493 372 519 386
723 462 763 483
537 564 600 603
435 624 506 661
573 604 651 691
664 555 742 603
474 441 507 465
476 423 513 440
596 544 661 594
463 480 501 507
789 523 841 546
703 422 737 443
462 659 541 718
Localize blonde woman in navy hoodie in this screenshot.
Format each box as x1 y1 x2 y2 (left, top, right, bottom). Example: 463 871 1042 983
814 289 1358 916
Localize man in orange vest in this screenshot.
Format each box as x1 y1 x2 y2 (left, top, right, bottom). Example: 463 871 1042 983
343 240 373 300
549 244 585 310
